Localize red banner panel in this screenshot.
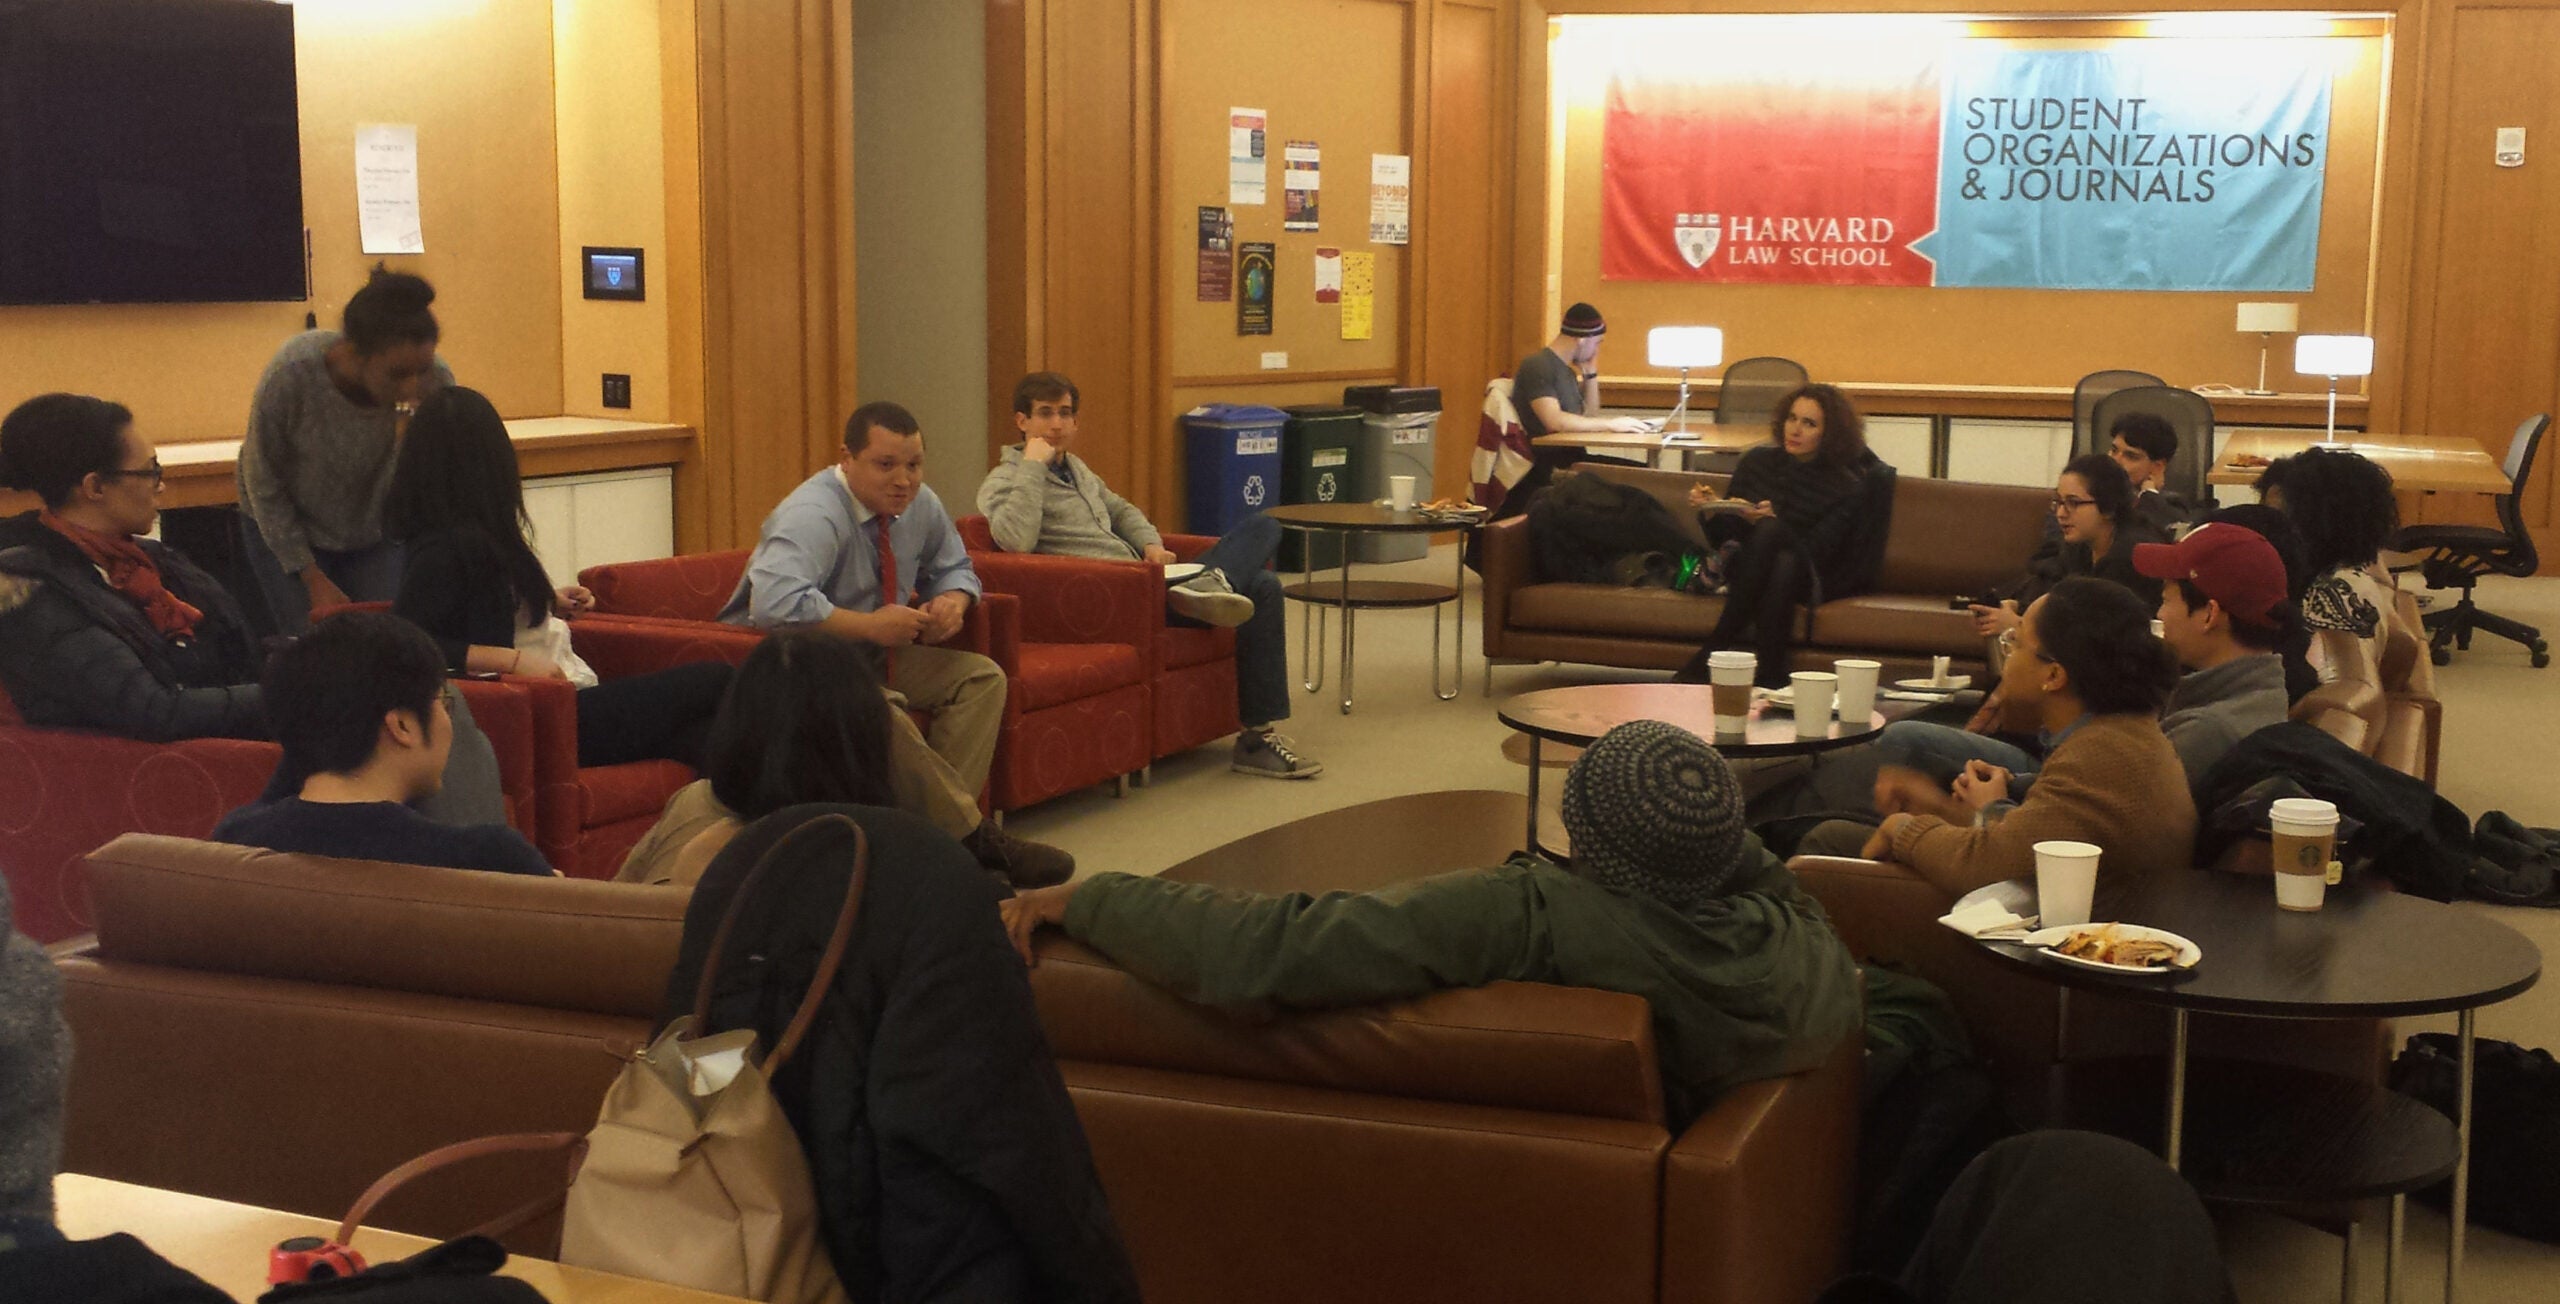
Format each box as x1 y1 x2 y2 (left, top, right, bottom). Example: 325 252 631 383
1602 49 1945 286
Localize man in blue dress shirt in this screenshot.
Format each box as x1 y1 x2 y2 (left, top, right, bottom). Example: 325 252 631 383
722 401 1068 886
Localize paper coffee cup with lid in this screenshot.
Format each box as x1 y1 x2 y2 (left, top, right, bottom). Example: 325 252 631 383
2269 797 2341 911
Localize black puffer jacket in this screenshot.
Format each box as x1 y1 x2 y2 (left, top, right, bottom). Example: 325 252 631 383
0 512 265 741
665 805 1140 1304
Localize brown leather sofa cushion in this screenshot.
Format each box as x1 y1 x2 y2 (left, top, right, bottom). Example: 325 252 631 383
1808 593 1985 657
1065 1061 1667 1304
82 834 690 1019
1509 583 1727 641
1871 477 2052 596
1031 936 1666 1124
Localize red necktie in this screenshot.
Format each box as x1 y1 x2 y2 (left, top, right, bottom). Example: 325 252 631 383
875 516 901 679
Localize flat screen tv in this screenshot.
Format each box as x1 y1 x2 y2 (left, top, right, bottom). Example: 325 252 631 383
0 0 304 305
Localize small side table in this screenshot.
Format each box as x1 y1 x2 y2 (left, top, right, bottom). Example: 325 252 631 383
1265 502 1479 714
1974 873 2541 1304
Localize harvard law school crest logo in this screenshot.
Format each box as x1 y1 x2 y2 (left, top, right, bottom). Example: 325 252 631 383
1674 213 1721 269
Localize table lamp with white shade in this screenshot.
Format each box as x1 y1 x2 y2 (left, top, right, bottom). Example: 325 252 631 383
2235 301 2299 395
1647 326 1724 432
2294 333 2374 443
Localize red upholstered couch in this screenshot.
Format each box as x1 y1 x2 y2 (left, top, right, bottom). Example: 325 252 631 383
954 517 1241 763
0 679 540 945
579 550 1151 812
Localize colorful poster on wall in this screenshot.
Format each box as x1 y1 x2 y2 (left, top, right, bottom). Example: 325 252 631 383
1197 206 1234 301
1598 33 2331 291
1340 251 1375 340
1238 241 1275 335
1284 140 1321 231
1229 107 1267 205
1369 154 1411 244
1314 247 1342 303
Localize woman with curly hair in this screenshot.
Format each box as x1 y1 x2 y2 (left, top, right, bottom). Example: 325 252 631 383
2255 447 2407 686
1675 383 1885 687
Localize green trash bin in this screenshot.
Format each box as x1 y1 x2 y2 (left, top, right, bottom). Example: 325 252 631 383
1278 404 1361 572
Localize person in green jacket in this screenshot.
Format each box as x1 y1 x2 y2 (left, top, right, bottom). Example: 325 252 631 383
999 720 1865 1127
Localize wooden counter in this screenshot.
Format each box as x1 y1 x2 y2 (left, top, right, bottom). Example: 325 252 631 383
1598 376 2365 429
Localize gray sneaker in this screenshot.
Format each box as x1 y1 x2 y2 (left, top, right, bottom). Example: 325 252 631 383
1233 730 1322 779
1167 569 1255 628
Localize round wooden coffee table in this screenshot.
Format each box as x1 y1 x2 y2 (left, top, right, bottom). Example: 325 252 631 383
1266 502 1481 714
1496 682 1888 853
1974 871 2540 1303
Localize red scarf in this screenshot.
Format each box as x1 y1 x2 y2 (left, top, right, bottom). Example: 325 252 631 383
39 510 203 640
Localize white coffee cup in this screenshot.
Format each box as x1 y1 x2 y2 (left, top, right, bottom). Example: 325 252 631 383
1706 650 1756 735
1833 659 1881 726
2269 797 2341 911
1931 654 1953 687
2033 839 2103 927
1790 671 1838 739
1389 475 1418 511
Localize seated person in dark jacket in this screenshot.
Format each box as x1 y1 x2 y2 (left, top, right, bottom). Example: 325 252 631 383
214 612 551 876
0 393 505 824
670 805 1140 1304
1000 720 1865 1128
1674 383 1885 688
2106 412 2205 536
1970 452 2168 645
388 386 730 769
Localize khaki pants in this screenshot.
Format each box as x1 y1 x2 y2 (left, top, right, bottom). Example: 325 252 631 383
883 644 1006 839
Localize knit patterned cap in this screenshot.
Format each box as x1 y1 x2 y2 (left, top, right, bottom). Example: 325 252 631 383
1560 302 1607 338
1559 720 1748 912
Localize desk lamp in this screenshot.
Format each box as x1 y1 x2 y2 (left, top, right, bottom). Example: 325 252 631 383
2294 334 2374 443
1647 326 1724 432
2235 302 2299 395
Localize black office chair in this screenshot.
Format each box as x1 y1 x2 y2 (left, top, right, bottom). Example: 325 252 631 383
2072 369 2165 455
2391 413 2549 667
2091 385 2216 506
1716 356 1809 432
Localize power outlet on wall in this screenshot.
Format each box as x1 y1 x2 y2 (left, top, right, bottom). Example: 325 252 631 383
602 374 631 409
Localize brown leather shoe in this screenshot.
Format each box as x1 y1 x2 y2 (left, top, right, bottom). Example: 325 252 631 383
963 821 1075 888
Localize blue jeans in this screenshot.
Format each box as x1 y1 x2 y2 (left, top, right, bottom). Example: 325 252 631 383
1173 512 1288 729
235 509 404 634
1872 721 2040 802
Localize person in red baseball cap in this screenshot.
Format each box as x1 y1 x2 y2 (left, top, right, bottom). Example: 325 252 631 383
2133 522 2298 779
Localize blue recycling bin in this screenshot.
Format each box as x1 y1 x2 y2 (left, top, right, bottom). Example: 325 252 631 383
1182 403 1286 536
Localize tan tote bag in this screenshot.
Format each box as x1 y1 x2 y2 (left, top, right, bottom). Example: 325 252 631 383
558 812 868 1304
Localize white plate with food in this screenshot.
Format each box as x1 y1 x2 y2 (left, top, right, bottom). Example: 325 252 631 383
2019 923 2201 975
1161 562 1206 584
1414 499 1490 523
1893 676 1972 694
1757 685 1796 711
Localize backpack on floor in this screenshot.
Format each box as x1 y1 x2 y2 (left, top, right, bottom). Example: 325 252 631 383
2388 1033 2560 1243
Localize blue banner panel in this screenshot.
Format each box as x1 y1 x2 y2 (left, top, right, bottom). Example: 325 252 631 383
1921 43 2331 291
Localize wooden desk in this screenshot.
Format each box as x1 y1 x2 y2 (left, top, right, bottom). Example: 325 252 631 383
2208 430 2510 495
0 417 700 516
1599 376 2366 430
54 1174 752 1302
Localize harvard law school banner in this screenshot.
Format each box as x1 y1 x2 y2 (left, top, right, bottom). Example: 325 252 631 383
1601 36 2333 291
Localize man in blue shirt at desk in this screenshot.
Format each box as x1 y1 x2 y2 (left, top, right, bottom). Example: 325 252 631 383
721 401 1069 887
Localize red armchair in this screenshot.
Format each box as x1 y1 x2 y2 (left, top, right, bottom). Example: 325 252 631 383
954 518 1240 765
0 679 535 945
581 549 1149 813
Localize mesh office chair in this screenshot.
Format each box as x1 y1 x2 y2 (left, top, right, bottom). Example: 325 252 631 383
2391 414 2550 667
2090 385 2216 505
1716 356 1809 432
2073 369 2165 454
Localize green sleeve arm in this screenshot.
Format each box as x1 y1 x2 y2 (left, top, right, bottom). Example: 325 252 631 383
1062 867 1548 1013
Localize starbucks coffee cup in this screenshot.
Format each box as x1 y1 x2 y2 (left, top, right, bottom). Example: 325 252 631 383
2269 797 2340 911
1707 651 1755 735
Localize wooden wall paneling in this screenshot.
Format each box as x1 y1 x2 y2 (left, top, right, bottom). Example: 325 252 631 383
1053 0 1150 513
662 0 710 554
2404 0 2560 548
1422 0 1510 498
986 0 1035 474
691 0 859 550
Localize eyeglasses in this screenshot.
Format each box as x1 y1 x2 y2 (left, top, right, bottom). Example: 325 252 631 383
2049 494 2096 514
1996 627 2056 665
96 458 163 487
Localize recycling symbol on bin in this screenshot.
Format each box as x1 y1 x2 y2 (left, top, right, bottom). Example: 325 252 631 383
1243 474 1267 507
1316 471 1338 502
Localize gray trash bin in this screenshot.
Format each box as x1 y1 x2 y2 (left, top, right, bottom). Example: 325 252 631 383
1344 385 1440 562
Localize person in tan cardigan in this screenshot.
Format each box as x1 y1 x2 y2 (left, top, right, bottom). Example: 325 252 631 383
1842 578 2196 897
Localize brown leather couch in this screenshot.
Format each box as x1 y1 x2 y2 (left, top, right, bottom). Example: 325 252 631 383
58 834 1862 1304
1482 464 2053 681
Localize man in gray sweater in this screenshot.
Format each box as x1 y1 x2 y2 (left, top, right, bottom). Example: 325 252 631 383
2136 522 2297 779
978 372 1319 779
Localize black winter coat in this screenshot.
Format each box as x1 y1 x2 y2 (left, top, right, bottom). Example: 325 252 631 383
0 512 265 741
664 805 1141 1304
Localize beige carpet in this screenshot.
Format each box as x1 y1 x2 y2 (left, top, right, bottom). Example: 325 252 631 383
1008 545 2560 1302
